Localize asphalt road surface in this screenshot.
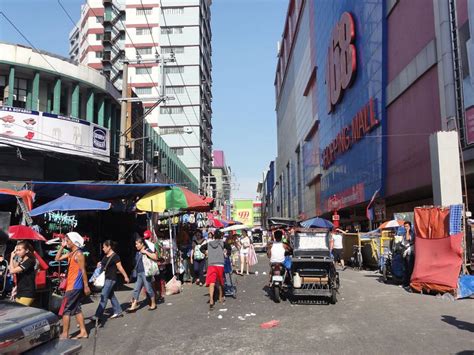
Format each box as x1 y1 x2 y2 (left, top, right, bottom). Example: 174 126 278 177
77 254 474 354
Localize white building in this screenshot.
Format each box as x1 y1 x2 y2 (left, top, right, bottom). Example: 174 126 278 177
69 0 213 188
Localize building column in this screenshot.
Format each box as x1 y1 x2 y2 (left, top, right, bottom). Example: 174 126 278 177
46 84 52 112
104 100 111 128
31 72 40 111
71 83 80 117
110 107 117 152
53 77 61 114
97 96 105 126
86 89 94 122
7 66 15 107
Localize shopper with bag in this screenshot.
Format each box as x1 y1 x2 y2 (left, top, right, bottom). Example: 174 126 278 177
191 233 206 286
237 230 252 275
93 240 129 322
127 237 158 312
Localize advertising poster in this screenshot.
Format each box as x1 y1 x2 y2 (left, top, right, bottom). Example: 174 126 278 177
233 199 254 227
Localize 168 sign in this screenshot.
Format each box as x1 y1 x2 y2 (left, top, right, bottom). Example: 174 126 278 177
326 12 357 113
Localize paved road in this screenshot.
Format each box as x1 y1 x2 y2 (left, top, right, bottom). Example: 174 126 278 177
78 254 474 354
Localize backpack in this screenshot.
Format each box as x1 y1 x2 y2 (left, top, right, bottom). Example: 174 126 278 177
194 243 205 261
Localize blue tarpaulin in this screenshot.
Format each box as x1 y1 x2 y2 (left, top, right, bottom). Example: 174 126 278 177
28 181 173 201
29 194 111 216
457 275 474 299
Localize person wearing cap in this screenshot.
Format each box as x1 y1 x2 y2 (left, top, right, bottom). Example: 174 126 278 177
55 232 90 339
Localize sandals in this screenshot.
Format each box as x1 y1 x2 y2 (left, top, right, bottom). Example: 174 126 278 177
148 306 157 311
126 306 138 313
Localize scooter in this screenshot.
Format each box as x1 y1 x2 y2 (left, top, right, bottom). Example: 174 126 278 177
270 263 287 303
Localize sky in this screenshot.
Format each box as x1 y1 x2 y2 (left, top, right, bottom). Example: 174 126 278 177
0 0 288 200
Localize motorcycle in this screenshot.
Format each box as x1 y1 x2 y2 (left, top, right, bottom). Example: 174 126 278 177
270 263 287 303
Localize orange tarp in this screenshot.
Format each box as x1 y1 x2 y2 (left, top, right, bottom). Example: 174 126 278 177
414 206 450 239
0 189 35 211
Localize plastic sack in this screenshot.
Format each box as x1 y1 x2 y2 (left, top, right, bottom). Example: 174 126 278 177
248 245 258 266
165 276 182 296
143 255 159 277
457 275 474 299
283 256 292 270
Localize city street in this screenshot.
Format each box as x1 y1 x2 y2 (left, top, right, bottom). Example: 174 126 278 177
78 254 474 354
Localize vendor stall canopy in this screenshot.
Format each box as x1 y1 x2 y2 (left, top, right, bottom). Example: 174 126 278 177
27 181 173 201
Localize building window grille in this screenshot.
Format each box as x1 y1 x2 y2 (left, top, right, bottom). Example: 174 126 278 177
162 7 184 15
160 106 184 114
161 26 184 34
136 47 153 56
96 16 103 23
160 126 185 135
165 86 185 94
136 7 152 15
172 147 184 156
95 34 103 41
161 46 184 54
136 28 152 36
136 67 152 75
95 51 103 58
163 66 184 74
135 87 153 95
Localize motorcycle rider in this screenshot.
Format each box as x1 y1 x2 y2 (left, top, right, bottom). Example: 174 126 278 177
267 230 292 285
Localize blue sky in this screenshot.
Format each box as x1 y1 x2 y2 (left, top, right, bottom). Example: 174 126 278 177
0 0 288 200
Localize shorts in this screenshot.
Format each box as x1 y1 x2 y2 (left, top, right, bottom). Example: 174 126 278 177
16 297 34 306
333 248 343 262
60 289 84 316
240 248 249 257
205 265 224 286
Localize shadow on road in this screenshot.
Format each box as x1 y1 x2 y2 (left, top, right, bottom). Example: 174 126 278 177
441 315 474 333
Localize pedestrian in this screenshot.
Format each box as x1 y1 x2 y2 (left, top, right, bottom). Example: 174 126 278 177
200 230 229 310
331 229 345 270
237 230 251 275
190 232 206 286
93 240 130 322
56 232 90 340
127 237 157 312
402 221 415 289
8 241 36 306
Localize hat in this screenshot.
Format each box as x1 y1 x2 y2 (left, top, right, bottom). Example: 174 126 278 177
143 230 152 239
66 232 84 248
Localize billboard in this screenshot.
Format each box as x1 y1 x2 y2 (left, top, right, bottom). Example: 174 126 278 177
0 106 110 162
233 199 254 227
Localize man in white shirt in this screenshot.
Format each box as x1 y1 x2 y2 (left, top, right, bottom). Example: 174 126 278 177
331 231 345 270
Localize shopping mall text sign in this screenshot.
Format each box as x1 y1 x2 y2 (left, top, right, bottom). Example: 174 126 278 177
326 12 357 113
322 98 379 169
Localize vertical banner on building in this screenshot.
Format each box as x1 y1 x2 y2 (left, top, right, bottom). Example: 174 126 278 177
465 106 474 145
233 199 254 227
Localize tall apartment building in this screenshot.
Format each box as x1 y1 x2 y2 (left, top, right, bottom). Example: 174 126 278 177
69 0 213 188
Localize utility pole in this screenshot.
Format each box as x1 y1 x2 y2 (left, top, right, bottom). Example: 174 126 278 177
118 61 129 184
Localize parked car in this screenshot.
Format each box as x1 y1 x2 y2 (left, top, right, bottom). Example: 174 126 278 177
0 300 81 354
251 228 267 252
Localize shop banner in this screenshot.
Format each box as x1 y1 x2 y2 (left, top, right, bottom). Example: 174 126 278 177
325 183 365 212
0 106 110 162
233 199 254 227
465 106 474 145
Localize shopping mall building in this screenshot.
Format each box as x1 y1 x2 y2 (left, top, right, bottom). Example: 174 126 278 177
263 0 473 229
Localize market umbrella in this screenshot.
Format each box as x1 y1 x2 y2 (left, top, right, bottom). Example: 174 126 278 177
379 220 404 229
29 193 111 216
220 224 251 232
300 217 334 229
136 186 211 213
9 225 47 242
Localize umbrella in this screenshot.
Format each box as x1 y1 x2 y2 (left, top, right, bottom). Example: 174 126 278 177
300 217 334 229
136 186 211 213
379 220 404 229
29 193 111 216
9 225 47 242
220 224 251 232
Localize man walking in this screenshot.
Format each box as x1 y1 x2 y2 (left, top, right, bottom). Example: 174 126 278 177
56 232 90 339
331 230 345 270
200 230 230 309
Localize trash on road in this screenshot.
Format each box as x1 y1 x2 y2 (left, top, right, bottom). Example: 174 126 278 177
260 320 280 329
250 313 256 316
219 308 228 312
255 271 259 275
167 303 173 306
218 315 223 319
262 272 267 275
238 316 246 320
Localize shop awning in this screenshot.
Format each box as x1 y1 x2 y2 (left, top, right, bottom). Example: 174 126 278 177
28 181 173 201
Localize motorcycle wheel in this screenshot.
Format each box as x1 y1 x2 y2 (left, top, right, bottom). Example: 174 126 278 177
330 288 337 304
382 264 388 283
273 285 281 303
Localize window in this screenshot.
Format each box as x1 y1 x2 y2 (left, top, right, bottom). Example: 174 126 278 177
95 34 103 41
161 26 183 35
163 7 184 15
136 47 152 56
160 106 184 114
0 75 6 103
161 126 184 135
161 46 184 54
96 16 103 23
163 66 184 74
136 7 152 15
13 78 28 108
171 147 184 156
135 87 152 95
136 67 152 75
165 86 185 94
136 28 152 36
95 51 103 58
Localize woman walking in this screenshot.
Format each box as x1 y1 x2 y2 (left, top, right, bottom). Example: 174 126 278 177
94 240 129 321
238 230 251 275
127 237 157 312
191 233 206 286
9 241 36 306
